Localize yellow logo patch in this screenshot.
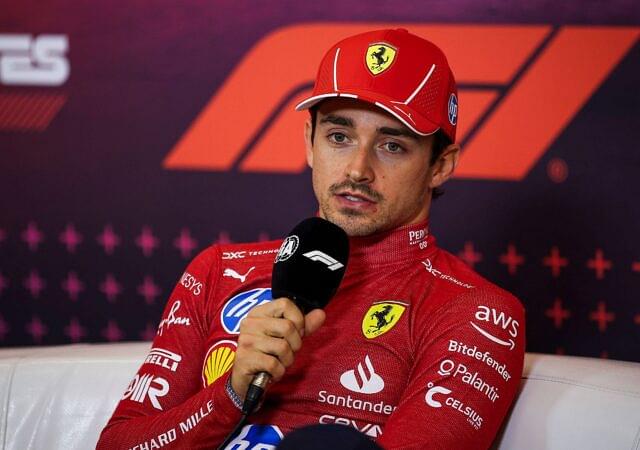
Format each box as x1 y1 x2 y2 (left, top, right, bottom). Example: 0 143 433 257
362 301 406 339
366 43 397 75
202 340 236 387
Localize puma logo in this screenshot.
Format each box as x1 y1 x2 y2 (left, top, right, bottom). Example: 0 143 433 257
223 267 255 283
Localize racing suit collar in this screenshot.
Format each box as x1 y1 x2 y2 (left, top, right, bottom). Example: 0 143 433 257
347 221 437 267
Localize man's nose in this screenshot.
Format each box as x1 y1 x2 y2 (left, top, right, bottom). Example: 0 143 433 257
345 144 375 183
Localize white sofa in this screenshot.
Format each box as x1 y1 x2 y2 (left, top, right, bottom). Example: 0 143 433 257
0 343 638 449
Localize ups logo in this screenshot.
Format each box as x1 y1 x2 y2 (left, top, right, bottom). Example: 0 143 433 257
163 23 639 180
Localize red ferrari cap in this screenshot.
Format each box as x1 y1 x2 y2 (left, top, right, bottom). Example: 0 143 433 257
296 28 458 142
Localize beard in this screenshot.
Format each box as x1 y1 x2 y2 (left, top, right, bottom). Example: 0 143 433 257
318 181 387 237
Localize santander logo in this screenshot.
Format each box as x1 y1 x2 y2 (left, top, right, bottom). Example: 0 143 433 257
340 355 384 394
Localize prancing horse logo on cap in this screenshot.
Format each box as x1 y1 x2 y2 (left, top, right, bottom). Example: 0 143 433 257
366 43 397 75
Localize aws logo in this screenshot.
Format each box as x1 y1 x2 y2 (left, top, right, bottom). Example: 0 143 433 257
163 23 638 180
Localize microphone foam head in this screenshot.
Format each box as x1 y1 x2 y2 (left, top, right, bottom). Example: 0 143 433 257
272 217 349 313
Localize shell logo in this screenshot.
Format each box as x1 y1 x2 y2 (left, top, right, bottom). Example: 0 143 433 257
202 340 237 387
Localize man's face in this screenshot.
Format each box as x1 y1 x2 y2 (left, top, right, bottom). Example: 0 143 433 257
305 98 439 237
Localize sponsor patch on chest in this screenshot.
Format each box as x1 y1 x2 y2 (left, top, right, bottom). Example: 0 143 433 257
362 301 407 339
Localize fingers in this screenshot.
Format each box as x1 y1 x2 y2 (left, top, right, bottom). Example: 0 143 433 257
241 315 303 353
304 309 326 336
231 297 316 399
248 297 305 336
237 332 294 375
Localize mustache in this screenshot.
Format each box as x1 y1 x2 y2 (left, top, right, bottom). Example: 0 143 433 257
329 181 383 202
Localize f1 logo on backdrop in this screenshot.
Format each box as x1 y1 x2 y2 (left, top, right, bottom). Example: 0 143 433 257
163 24 639 180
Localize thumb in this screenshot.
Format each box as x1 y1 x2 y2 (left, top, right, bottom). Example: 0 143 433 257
303 309 326 337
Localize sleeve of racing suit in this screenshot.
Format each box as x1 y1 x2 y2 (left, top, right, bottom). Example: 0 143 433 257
97 246 244 450
377 287 525 450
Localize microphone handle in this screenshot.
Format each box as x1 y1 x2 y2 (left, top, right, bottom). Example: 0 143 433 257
242 372 270 415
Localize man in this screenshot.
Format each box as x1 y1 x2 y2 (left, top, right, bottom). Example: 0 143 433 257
98 28 525 450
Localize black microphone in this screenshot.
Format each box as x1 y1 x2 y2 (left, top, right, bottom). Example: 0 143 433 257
242 217 349 415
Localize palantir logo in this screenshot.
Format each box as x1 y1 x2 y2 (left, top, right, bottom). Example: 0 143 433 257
221 288 272 334
340 355 384 394
0 34 69 86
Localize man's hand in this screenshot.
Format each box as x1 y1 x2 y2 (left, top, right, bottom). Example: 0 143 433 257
231 297 326 400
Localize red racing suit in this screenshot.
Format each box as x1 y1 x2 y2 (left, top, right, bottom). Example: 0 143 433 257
98 221 525 450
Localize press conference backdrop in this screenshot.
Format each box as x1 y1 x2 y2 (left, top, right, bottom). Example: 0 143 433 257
0 2 638 361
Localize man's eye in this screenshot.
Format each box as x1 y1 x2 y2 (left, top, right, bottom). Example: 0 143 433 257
329 132 348 143
383 142 403 153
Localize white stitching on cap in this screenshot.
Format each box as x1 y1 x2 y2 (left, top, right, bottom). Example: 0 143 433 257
375 101 439 137
391 63 436 106
294 93 340 110
333 47 341 91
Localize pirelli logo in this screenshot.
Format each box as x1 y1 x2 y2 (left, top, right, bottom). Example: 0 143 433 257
163 23 638 181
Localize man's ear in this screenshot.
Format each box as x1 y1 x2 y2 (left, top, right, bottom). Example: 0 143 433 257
429 144 460 189
304 118 313 168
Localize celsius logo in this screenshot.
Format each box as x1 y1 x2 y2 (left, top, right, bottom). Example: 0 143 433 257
425 382 452 408
425 382 483 430
470 305 519 350
224 424 283 449
340 355 384 394
221 288 272 334
122 373 169 411
0 34 69 86
275 236 299 262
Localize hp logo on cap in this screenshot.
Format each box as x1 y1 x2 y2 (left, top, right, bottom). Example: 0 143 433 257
448 93 458 126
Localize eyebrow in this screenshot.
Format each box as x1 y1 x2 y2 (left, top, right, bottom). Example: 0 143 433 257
319 114 420 141
319 115 354 127
378 126 420 141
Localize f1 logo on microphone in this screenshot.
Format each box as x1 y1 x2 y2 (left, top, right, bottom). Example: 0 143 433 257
303 250 344 271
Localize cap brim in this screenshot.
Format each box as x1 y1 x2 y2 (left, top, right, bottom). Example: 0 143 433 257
295 90 440 137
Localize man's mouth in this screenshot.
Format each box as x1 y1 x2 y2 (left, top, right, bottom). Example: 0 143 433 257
337 191 376 203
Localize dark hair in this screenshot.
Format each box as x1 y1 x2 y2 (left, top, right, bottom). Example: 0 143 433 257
309 107 450 199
